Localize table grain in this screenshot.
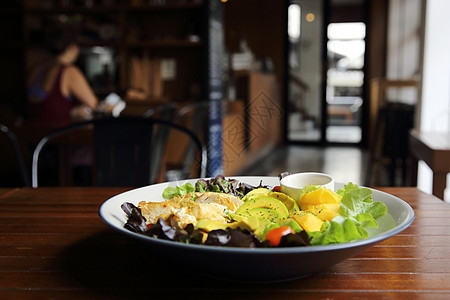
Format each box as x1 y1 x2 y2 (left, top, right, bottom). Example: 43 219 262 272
0 187 449 299
0 188 18 199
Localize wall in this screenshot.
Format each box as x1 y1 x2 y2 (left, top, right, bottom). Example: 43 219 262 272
386 0 422 104
418 0 450 201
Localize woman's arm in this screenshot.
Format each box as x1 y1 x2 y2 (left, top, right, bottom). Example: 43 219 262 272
63 65 99 110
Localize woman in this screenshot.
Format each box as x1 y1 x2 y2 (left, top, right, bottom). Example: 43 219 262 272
26 26 104 185
27 26 99 128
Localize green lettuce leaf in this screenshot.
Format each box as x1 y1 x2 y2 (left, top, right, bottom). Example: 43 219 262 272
336 182 360 197
338 184 387 228
177 183 195 196
309 217 369 245
195 180 207 192
162 187 178 199
162 183 195 199
355 213 378 228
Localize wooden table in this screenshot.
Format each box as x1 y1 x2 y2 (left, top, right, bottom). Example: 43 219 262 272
1 187 449 298
409 129 450 200
0 188 18 198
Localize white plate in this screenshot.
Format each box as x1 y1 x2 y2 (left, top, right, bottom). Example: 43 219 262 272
99 176 415 282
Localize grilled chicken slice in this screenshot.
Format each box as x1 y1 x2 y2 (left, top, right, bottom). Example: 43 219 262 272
194 192 243 211
138 192 244 228
138 198 183 225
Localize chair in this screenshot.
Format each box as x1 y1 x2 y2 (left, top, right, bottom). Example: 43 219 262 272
165 101 209 181
0 124 30 187
142 102 177 119
31 116 207 188
368 78 418 186
143 103 178 182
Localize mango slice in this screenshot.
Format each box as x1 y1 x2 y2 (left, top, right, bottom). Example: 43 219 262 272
301 204 340 222
298 188 342 208
290 211 324 232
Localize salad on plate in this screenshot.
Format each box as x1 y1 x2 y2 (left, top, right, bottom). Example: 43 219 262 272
121 175 388 248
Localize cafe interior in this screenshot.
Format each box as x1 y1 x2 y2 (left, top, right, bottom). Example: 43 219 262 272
1 1 450 296
0 0 449 201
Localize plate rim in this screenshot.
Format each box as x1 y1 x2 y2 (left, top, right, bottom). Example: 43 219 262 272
99 176 415 254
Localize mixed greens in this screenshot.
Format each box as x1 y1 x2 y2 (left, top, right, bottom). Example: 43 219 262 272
122 176 389 248
162 175 266 200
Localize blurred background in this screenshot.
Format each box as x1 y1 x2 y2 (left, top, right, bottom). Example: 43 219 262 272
0 0 449 200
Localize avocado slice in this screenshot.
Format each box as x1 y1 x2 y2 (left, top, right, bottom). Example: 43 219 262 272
260 222 281 240
278 219 303 233
257 219 303 241
236 195 289 219
246 207 284 222
195 217 260 232
226 213 261 230
242 187 272 201
268 192 299 212
195 219 230 232
245 217 273 239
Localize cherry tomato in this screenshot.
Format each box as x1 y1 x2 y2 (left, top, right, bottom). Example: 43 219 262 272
272 186 281 192
265 226 295 246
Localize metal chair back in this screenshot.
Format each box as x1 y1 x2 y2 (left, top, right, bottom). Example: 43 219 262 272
0 124 30 187
31 116 207 187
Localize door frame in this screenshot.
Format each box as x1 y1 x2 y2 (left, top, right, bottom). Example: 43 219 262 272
283 0 368 147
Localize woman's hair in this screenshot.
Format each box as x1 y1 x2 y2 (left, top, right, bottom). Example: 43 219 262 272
27 25 80 103
44 25 79 56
